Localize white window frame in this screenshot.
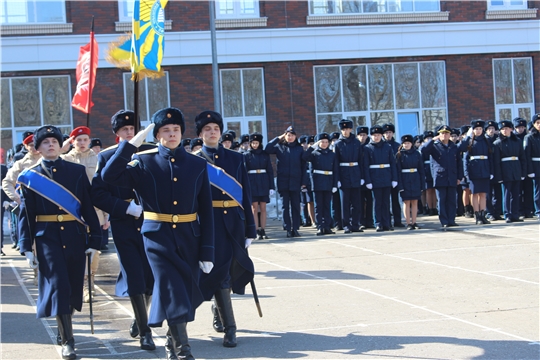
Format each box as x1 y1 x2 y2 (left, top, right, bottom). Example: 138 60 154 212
1 0 66 24
215 0 260 19
308 0 441 15
487 0 527 10
118 0 135 22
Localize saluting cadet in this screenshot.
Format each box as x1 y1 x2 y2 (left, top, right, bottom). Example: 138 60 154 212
484 120 503 221
190 138 203 152
363 125 398 232
493 120 527 223
244 132 275 239
302 133 339 235
357 126 374 228
181 138 191 152
102 108 214 360
514 117 534 218
383 123 404 228
18 125 102 360
421 125 463 229
524 114 540 220
194 110 255 348
460 120 493 225
299 135 315 228
91 110 156 349
265 126 305 237
421 130 437 216
334 119 364 233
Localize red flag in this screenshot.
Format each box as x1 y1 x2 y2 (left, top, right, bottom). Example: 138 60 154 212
72 31 98 114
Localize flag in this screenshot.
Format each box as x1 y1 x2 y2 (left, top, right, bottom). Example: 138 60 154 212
72 31 98 114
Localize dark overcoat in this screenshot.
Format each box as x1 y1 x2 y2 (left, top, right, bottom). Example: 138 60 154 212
264 138 305 192
363 141 397 188
396 149 425 200
333 134 363 188
243 148 275 198
421 139 463 188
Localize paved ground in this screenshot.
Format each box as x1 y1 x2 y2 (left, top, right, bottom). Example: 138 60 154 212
1 214 539 359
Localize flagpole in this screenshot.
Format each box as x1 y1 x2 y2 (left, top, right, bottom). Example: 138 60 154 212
134 77 139 134
87 16 95 128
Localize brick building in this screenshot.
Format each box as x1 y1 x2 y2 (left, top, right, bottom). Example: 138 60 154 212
1 0 539 153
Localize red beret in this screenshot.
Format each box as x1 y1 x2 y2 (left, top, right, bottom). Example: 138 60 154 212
70 126 91 139
22 134 34 145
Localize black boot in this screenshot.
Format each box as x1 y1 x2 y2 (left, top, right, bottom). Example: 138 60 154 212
164 331 178 360
212 301 224 332
56 314 76 360
169 322 195 360
214 288 237 347
465 205 474 218
474 211 483 225
130 294 156 350
261 228 268 239
129 319 139 338
481 210 491 224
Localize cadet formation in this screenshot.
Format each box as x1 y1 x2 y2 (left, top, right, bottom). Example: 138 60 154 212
2 109 540 360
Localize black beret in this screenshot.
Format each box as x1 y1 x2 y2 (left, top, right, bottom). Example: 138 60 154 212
240 134 250 143
339 119 353 129
316 133 330 141
298 135 308 144
221 132 234 143
438 125 452 133
470 120 485 129
90 138 102 148
370 125 384 135
356 126 369 135
513 117 527 128
308 135 315 143
34 125 64 149
195 111 224 136
190 138 203 151
485 120 498 130
180 138 191 147
249 132 263 143
401 134 414 144
151 107 185 137
423 130 434 138
111 110 138 134
382 123 395 133
285 126 296 135
330 132 340 140
451 128 461 136
500 120 514 129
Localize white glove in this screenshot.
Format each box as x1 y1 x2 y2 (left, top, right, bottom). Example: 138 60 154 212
3 201 10 210
366 183 373 190
129 123 155 148
269 189 275 196
490 174 494 180
521 177 525 180
337 181 342 188
245 238 254 249
199 261 214 274
24 252 38 269
392 181 398 188
467 127 473 137
360 179 365 186
498 180 503 184
126 200 142 217
332 187 337 193
85 248 99 263
528 173 535 178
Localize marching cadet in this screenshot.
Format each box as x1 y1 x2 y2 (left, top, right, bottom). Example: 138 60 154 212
383 123 404 228
421 125 463 229
101 108 214 360
181 138 191 152
194 110 255 348
302 133 339 235
363 125 398 232
244 132 275 239
525 114 540 220
220 132 234 149
493 120 527 223
265 126 305 237
334 119 364 233
90 138 102 155
396 135 425 230
514 117 534 218
18 125 102 360
190 138 203 152
299 135 315 228
485 120 503 221
421 130 437 216
91 111 156 350
357 126 374 228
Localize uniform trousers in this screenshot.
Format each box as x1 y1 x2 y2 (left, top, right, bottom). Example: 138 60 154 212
390 187 403 225
314 191 332 230
521 177 534 216
280 190 301 231
332 191 342 228
372 187 391 228
502 181 521 221
533 177 540 216
361 188 374 227
435 186 457 226
340 187 362 231
487 182 503 217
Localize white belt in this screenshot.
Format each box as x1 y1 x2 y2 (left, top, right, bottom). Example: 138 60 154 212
401 168 418 173
470 155 488 160
248 169 266 174
339 162 358 167
424 160 430 164
501 156 519 161
532 157 540 162
370 164 390 169
313 170 333 175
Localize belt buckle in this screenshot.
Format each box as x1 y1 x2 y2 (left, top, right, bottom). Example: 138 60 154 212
512 156 517 160
324 171 329 175
350 162 354 166
379 164 384 168
57 214 64 222
256 169 261 173
172 215 179 223
480 156 485 159
410 168 414 172
223 200 230 207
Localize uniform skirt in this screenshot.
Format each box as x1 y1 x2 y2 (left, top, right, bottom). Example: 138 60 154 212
469 178 490 194
252 195 270 203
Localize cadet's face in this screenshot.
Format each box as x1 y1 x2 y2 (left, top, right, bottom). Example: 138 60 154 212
384 131 394 141
116 126 135 142
358 133 368 143
241 142 249 150
515 126 525 134
415 140 421 148
250 140 260 150
222 140 232 149
341 128 352 137
472 127 483 136
184 145 191 152
486 127 495 136
285 132 296 143
156 124 182 149
200 123 221 147
37 137 61 160
450 134 458 142
371 133 382 143
319 139 329 149
91 146 101 155
500 127 512 137
402 141 412 150
73 134 90 151
534 120 540 132
191 145 202 152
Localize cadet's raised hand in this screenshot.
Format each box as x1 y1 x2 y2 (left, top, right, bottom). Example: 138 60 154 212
129 123 155 148
61 136 74 153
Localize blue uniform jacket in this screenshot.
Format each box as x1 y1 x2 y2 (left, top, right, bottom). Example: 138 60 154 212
525 129 540 175
196 145 256 299
302 146 339 191
18 158 101 318
92 143 155 297
102 141 214 326
396 149 425 199
264 137 306 192
243 148 275 197
492 133 527 182
385 138 401 155
421 139 463 188
333 134 363 188
363 140 398 188
460 135 493 180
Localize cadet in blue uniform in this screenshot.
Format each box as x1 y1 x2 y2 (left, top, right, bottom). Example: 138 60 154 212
383 123 404 228
329 131 343 230
299 135 315 228
363 125 398 232
357 126 374 228
244 132 275 239
422 130 437 216
514 117 534 218
194 110 256 348
265 126 305 237
18 125 102 360
334 119 364 233
524 114 540 220
91 110 156 349
302 133 339 235
101 108 215 360
421 125 463 229
484 121 503 221
220 132 234 149
396 135 425 230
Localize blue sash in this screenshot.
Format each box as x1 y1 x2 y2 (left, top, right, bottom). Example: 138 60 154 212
206 163 243 209
17 168 86 226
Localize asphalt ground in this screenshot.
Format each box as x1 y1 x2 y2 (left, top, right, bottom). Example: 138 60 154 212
1 213 539 360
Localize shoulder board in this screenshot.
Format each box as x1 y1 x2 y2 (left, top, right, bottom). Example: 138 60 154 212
102 144 119 152
136 148 158 155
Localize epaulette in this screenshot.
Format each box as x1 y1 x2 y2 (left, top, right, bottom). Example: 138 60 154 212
101 144 119 153
136 148 159 155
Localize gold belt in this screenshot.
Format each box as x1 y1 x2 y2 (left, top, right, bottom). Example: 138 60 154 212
143 211 197 223
212 200 239 208
36 214 77 222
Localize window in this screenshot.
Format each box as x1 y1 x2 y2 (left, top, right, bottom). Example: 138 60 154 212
216 0 260 18
309 0 440 15
220 68 266 142
0 76 72 153
118 0 135 22
487 0 527 10
0 0 65 24
314 61 447 139
493 58 535 122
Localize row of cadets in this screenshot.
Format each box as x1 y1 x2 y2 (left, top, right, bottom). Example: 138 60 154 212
298 135 316 228
243 132 276 240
